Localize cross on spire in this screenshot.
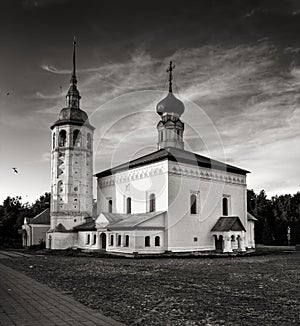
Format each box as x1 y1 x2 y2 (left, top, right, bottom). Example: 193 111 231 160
71 36 77 85
167 60 175 93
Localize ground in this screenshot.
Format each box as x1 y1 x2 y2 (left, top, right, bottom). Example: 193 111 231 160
1 251 300 325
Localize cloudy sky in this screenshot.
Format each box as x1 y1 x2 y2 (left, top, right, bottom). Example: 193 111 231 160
0 0 300 203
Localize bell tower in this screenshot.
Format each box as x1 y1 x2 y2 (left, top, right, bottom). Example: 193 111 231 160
156 61 185 150
49 39 94 241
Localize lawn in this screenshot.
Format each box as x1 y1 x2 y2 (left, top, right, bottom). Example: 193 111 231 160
2 252 300 325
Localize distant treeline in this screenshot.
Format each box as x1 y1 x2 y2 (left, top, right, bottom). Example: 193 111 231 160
0 193 50 247
247 190 300 245
0 190 299 247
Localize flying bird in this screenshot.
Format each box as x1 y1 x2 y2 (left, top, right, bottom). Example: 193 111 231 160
12 167 18 173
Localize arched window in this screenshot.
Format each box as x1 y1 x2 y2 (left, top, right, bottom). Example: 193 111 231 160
73 130 82 147
125 235 129 247
110 234 114 246
145 236 150 247
117 234 122 246
222 197 228 216
57 180 63 193
155 236 160 246
108 199 112 213
190 194 197 214
126 197 131 214
58 130 66 147
93 234 97 245
87 133 92 150
86 234 90 245
149 193 156 212
52 132 56 149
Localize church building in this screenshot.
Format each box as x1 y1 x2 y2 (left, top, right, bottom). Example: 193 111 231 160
29 41 256 255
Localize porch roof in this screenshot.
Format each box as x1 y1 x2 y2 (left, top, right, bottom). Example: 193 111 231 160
73 219 96 231
211 216 246 232
104 211 166 229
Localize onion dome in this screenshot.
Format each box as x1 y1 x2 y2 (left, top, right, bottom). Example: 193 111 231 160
156 92 185 116
156 60 185 117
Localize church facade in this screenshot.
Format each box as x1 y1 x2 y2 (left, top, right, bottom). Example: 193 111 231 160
39 43 256 255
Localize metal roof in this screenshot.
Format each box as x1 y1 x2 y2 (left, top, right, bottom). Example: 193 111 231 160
211 216 246 232
95 147 249 178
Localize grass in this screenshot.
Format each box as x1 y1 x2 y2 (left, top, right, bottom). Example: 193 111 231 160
1 251 300 325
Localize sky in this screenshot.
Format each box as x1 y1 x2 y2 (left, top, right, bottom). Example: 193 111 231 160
0 0 300 204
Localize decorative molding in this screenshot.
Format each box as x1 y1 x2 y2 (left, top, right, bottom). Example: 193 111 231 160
98 160 246 187
168 162 246 186
99 161 167 188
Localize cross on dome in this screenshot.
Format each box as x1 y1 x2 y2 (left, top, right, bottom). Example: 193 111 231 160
167 61 175 93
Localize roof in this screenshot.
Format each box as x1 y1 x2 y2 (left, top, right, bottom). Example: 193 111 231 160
29 208 50 225
95 147 249 178
247 212 258 221
211 216 246 232
73 219 96 231
103 211 165 229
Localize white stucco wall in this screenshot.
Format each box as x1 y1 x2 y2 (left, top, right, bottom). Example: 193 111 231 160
46 232 77 250
167 162 247 252
106 230 165 254
97 160 169 214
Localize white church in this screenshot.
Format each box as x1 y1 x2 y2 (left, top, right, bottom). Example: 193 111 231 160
23 42 256 255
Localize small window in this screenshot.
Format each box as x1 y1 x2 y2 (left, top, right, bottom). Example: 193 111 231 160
58 130 67 147
159 131 163 142
86 234 90 245
93 234 97 245
145 236 150 247
194 237 198 242
223 197 228 216
108 199 113 213
149 193 156 212
117 234 122 246
190 194 197 214
126 197 131 214
125 235 129 247
110 234 114 246
155 236 160 246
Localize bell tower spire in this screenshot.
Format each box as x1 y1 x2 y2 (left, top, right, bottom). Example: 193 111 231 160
71 36 77 85
66 37 81 109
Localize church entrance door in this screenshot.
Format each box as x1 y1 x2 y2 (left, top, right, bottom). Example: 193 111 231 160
215 235 223 251
100 233 107 250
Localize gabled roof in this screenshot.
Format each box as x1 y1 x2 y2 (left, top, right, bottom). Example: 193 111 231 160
247 212 258 221
211 216 246 232
103 211 165 229
73 219 96 231
95 147 249 178
29 208 50 225
53 223 68 232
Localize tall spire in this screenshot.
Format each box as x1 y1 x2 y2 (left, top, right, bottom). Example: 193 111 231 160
71 36 77 85
167 61 175 93
66 37 81 108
